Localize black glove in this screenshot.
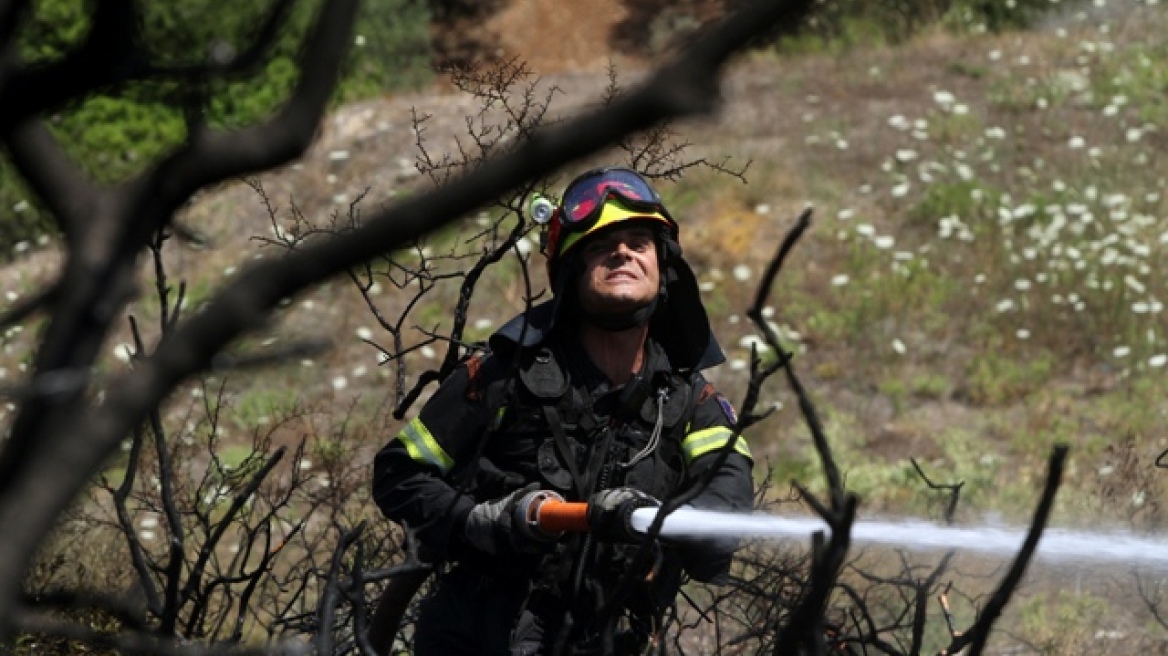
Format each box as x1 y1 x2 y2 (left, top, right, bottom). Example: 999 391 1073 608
586 487 660 543
463 483 560 555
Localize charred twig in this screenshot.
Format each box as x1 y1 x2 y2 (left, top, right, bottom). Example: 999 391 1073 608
940 445 1068 656
316 522 366 655
911 458 964 523
938 582 961 640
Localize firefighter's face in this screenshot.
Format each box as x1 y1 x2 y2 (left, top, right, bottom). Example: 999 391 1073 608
575 224 660 316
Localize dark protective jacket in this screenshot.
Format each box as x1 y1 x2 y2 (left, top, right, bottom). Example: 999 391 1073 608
372 302 754 652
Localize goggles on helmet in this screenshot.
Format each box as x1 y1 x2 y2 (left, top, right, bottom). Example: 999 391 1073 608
559 167 667 230
545 168 677 255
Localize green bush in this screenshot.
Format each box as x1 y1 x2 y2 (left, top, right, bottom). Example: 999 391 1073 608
751 0 1061 53
0 0 433 256
905 180 1000 233
52 93 188 182
943 0 1054 33
964 348 1054 406
0 157 50 252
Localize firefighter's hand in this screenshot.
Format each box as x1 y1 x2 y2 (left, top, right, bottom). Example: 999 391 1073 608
587 487 659 543
463 483 555 555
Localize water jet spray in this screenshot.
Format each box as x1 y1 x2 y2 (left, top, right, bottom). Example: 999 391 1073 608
528 497 1168 569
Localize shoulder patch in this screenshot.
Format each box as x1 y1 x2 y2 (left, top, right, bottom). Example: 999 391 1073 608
715 393 738 425
697 382 716 405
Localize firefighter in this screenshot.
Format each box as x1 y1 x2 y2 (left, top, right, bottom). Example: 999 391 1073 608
372 166 754 655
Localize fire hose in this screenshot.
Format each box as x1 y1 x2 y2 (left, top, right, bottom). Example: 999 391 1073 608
366 490 627 656
368 488 1168 654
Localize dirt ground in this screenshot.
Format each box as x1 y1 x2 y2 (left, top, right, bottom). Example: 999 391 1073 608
435 0 725 74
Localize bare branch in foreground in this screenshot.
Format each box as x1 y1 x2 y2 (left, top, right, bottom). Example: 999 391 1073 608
0 0 820 643
941 444 1069 656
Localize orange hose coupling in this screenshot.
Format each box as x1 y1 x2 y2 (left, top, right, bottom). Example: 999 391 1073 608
535 498 591 534
515 490 591 539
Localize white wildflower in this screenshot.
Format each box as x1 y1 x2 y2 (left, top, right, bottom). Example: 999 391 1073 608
738 335 771 353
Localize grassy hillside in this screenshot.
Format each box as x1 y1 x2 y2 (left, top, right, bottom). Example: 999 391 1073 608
5 0 1168 651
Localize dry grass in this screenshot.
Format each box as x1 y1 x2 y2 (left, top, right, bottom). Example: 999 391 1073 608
5 1 1168 651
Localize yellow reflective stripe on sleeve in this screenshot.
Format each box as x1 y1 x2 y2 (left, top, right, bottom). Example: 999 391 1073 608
681 426 752 463
397 417 455 474
491 405 508 431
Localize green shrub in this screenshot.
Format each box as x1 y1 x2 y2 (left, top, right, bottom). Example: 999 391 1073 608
910 372 949 400
754 0 1063 54
943 0 1054 33
0 0 433 255
964 349 1054 406
905 180 1000 233
0 156 52 251
51 93 188 183
229 387 302 432
1011 591 1111 655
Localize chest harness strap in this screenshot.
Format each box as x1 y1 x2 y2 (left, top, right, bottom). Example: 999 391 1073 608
542 404 588 500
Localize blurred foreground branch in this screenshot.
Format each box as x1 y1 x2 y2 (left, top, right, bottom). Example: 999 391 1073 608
0 0 818 647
